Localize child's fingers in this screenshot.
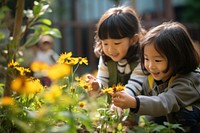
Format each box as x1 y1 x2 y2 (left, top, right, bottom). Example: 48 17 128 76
85 74 93 82
111 92 120 97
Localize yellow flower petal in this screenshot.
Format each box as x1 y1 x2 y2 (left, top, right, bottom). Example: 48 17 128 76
30 61 49 72
0 97 15 106
46 63 71 81
8 60 19 67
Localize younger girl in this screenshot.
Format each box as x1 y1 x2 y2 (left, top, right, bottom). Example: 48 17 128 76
86 6 145 100
112 21 200 132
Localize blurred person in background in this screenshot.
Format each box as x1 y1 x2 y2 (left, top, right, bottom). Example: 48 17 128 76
30 34 59 86
34 34 59 65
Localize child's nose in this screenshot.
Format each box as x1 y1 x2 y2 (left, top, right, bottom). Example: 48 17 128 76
108 45 114 52
149 62 155 69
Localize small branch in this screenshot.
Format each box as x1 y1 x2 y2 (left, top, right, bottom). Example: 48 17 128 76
12 0 24 49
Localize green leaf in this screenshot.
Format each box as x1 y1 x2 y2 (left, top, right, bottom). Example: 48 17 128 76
38 18 52 26
131 126 145 133
0 84 4 87
117 123 123 131
75 113 94 132
33 1 42 16
30 24 51 34
171 123 186 132
43 28 62 38
24 34 40 47
152 125 166 132
0 32 5 40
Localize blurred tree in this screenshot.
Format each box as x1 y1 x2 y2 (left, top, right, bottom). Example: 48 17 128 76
110 0 121 6
182 0 200 24
0 0 61 97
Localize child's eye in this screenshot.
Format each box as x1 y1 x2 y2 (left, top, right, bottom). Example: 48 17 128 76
114 42 120 45
155 60 162 62
144 57 149 61
103 43 108 46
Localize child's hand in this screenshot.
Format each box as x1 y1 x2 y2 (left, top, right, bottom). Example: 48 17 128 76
112 91 136 109
86 74 99 96
86 74 99 90
110 104 123 117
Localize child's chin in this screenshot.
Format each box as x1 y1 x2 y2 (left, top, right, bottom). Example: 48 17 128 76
111 57 121 62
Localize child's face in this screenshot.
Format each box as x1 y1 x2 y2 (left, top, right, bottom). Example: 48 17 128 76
38 41 52 52
101 37 133 61
144 43 172 82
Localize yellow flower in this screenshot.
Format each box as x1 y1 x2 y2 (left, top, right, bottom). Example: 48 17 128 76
0 97 15 106
30 61 49 72
75 76 93 91
46 63 71 81
43 85 62 103
67 57 79 65
8 60 31 76
101 87 114 94
15 67 31 76
57 52 72 64
79 101 85 108
57 52 88 66
24 78 44 94
8 60 19 67
11 77 44 94
75 77 81 82
115 84 125 92
101 84 125 94
11 76 26 92
78 57 88 65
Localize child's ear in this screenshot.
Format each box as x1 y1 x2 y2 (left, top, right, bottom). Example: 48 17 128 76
130 34 139 45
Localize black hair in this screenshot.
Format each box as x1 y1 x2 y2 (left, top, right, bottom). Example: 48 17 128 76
98 10 139 40
140 21 200 75
94 6 143 63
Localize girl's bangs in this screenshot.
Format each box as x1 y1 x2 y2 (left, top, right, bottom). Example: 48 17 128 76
98 17 125 40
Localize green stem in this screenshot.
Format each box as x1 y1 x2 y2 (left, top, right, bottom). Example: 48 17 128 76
73 64 80 74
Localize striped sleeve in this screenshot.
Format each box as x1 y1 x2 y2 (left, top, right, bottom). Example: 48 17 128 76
96 56 109 89
125 63 145 96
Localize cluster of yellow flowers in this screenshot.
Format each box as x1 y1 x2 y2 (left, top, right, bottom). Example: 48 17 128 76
1 51 126 109
101 84 125 94
75 77 93 91
8 60 31 76
8 60 43 94
1 52 89 106
11 77 43 94
57 52 88 65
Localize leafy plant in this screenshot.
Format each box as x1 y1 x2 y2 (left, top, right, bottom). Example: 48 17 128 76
129 116 186 133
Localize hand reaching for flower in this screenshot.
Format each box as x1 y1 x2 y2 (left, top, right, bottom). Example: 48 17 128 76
86 74 100 96
111 91 136 109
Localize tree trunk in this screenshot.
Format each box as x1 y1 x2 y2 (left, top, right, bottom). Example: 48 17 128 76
4 0 24 97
